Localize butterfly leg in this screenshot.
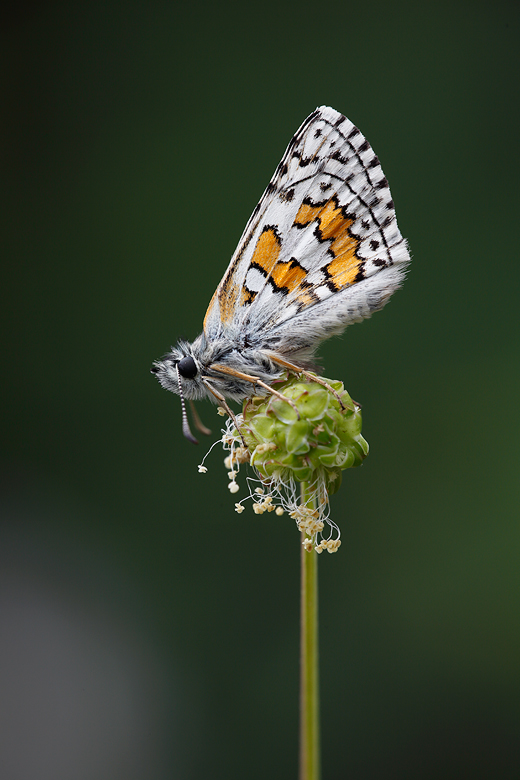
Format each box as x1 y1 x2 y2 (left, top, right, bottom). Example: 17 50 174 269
201 378 247 445
263 352 347 410
189 400 212 436
209 364 300 419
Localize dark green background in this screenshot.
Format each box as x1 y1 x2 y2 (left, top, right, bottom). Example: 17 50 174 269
2 1 519 778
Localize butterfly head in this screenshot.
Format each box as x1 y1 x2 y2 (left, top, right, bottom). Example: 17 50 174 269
151 340 204 396
151 340 207 443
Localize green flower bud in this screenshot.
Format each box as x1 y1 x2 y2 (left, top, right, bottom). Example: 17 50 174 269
199 372 369 554
240 373 368 495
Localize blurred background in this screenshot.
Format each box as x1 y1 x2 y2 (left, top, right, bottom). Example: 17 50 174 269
1 1 519 777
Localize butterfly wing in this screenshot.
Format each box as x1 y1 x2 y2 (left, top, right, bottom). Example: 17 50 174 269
203 106 410 360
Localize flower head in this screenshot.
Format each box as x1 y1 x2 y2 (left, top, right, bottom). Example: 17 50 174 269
199 372 368 553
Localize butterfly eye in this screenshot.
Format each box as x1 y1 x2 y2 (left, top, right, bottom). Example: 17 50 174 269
177 355 198 379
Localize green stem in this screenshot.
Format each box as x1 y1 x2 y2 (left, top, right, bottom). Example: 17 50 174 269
299 482 320 780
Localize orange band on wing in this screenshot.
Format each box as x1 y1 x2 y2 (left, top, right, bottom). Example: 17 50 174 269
313 200 356 255
218 280 239 325
270 259 307 293
250 227 281 275
325 255 360 288
294 201 324 226
296 197 361 291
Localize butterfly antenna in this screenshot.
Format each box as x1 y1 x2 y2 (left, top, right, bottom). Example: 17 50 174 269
176 365 198 444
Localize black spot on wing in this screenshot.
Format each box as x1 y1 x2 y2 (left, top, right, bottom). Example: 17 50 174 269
331 148 351 166
241 287 256 305
250 261 267 277
293 149 314 167
261 223 282 240
354 262 366 281
279 188 295 202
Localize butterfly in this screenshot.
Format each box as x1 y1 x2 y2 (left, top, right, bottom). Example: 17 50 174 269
151 106 410 443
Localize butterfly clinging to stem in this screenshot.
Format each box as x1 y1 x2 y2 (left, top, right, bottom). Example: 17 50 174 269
151 106 410 443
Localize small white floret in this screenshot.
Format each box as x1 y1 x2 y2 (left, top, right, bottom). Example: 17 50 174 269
198 465 208 474
228 481 239 494
325 539 341 553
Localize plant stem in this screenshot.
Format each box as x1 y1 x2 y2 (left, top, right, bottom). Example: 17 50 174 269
299 482 320 780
